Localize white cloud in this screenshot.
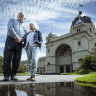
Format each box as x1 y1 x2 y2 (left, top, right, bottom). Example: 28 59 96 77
0 0 82 21
0 0 96 23
0 42 5 47
0 29 7 34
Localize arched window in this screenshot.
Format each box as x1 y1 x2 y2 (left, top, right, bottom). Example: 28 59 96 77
60 47 72 56
95 43 96 47
78 41 81 46
48 49 50 53
90 28 92 32
37 68 39 71
43 67 45 72
48 39 50 42
77 29 78 33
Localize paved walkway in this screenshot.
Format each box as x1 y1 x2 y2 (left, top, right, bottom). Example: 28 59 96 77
0 75 85 85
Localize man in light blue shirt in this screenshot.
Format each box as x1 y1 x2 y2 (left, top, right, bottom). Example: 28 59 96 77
7 13 25 41
3 12 26 81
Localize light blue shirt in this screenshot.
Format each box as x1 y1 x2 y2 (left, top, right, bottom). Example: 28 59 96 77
25 31 37 49
7 18 25 39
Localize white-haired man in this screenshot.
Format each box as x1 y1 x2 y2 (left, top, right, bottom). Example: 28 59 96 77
3 12 26 81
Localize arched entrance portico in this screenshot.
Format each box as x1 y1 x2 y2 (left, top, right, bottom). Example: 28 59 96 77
55 44 72 73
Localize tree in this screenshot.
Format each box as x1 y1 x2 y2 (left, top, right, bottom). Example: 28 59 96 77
0 56 3 73
81 54 96 71
17 64 28 73
77 54 96 74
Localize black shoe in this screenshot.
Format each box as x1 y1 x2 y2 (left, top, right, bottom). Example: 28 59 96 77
10 76 18 81
3 77 9 81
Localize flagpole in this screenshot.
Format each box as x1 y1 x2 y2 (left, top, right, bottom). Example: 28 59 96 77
78 0 80 20
78 1 80 21
51 23 53 33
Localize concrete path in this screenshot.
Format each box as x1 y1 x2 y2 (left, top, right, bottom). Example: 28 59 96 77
0 75 85 85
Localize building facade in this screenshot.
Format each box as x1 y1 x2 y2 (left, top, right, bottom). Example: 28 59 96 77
37 11 96 74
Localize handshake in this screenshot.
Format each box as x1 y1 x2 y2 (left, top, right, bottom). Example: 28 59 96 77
15 37 22 43
15 27 27 43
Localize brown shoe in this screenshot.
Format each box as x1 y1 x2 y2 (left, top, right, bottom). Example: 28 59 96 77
31 77 36 81
27 77 32 81
27 76 36 81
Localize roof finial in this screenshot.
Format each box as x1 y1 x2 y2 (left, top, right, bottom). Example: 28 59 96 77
78 0 83 20
50 23 53 34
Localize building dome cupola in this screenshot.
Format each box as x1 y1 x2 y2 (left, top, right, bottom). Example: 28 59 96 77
47 32 57 38
46 32 57 43
48 32 54 37
71 10 93 27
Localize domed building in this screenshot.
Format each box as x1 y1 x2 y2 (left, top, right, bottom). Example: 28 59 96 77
37 10 96 74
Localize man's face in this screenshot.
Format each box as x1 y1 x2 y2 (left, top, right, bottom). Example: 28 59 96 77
18 13 25 21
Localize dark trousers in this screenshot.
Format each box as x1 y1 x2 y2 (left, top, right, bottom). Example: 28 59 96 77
3 36 22 77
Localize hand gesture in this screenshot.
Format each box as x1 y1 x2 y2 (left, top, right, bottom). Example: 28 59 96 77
15 37 21 43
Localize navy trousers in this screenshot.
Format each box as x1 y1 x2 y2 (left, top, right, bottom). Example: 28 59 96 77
3 36 22 77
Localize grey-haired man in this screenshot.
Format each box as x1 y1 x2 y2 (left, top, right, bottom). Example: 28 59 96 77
3 12 26 81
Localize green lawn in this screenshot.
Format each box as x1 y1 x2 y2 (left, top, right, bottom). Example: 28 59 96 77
0 73 3 75
17 72 30 75
75 82 96 88
75 72 96 84
60 73 87 75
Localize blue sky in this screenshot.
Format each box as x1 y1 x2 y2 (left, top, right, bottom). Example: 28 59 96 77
0 0 96 61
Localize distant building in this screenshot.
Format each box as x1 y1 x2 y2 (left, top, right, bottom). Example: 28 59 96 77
37 10 96 74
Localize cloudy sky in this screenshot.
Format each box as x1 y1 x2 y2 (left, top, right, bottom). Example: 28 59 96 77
0 0 96 61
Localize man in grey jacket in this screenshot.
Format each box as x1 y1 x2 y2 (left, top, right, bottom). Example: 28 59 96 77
3 12 26 81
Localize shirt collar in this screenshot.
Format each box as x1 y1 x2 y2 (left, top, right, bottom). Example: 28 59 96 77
17 19 23 24
30 30 35 32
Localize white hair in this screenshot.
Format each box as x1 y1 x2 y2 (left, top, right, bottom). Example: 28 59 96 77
30 22 39 30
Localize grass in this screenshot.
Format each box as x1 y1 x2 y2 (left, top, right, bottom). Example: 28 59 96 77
60 73 71 75
75 82 96 88
75 72 96 84
61 72 96 88
17 72 30 75
60 72 88 75
0 73 3 75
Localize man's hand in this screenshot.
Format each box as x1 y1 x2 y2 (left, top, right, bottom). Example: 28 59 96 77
37 43 40 47
15 37 21 43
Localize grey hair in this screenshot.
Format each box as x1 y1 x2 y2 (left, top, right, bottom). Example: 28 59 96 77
30 22 39 30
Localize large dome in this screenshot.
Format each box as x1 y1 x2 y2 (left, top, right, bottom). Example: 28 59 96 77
71 11 93 26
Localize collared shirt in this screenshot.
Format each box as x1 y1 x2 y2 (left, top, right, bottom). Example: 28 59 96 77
25 30 37 49
7 18 25 39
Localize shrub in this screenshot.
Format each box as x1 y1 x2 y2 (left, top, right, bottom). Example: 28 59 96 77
0 56 28 73
17 64 28 73
77 68 93 74
78 54 96 74
81 55 96 71
0 56 3 73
